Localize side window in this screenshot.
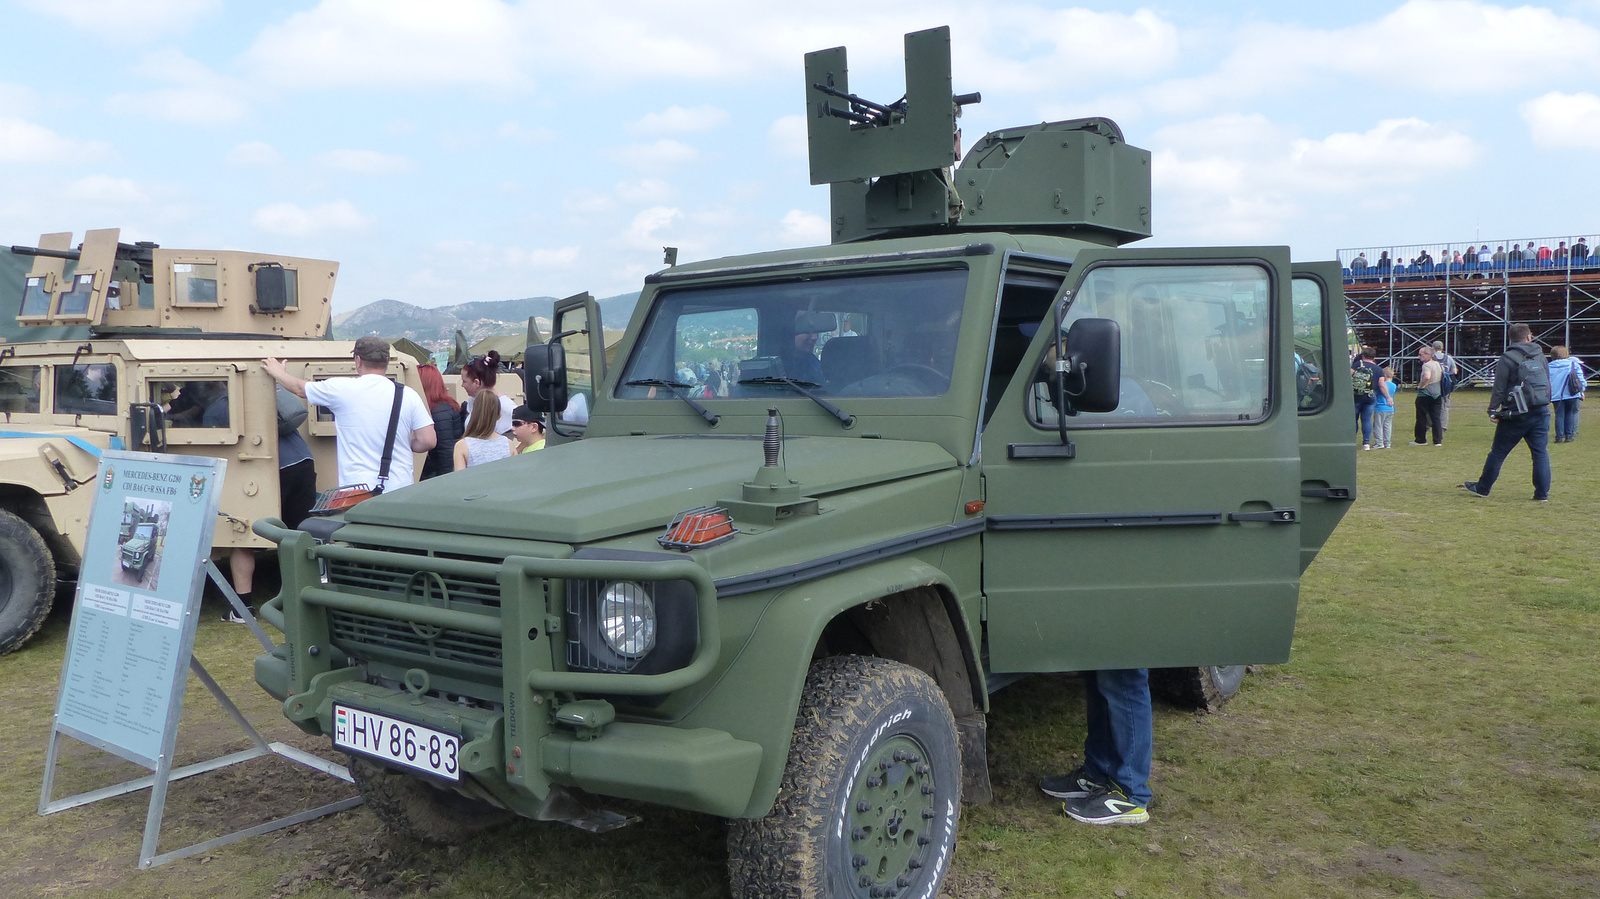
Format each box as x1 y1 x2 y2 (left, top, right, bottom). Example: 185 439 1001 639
20 276 53 317
0 365 44 413
1292 277 1330 413
174 263 219 305
985 269 1066 429
1031 263 1272 427
58 274 95 317
151 379 231 428
55 363 119 416
557 307 594 425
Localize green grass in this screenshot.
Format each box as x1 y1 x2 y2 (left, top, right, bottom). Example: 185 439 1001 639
3 388 1597 897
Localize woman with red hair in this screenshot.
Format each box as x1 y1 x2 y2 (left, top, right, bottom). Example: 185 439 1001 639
418 364 463 480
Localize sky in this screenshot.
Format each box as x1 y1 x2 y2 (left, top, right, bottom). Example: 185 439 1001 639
4 0 1600 314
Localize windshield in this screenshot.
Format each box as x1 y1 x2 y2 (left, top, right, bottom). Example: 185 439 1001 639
617 268 968 400
133 524 155 540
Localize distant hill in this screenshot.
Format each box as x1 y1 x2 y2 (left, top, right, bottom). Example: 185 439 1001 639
333 292 641 346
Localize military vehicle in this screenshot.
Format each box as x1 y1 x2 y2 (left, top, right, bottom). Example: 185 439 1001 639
251 27 1356 899
119 522 159 574
0 228 428 655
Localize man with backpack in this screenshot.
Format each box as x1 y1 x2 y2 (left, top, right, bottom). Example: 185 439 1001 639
1351 346 1383 450
1461 323 1552 501
1432 340 1459 431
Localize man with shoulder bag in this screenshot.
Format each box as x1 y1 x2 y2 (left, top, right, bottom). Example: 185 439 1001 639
1461 323 1552 501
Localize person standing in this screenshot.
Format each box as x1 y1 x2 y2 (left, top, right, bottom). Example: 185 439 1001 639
1352 347 1383 450
462 350 516 436
454 394 512 470
262 337 435 491
1547 346 1585 443
1462 324 1552 501
1374 365 1396 449
510 404 546 453
418 363 462 479
1432 340 1458 432
1411 346 1444 446
1040 669 1153 825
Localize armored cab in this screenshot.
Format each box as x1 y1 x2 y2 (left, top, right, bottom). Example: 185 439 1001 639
251 27 1357 899
0 229 426 655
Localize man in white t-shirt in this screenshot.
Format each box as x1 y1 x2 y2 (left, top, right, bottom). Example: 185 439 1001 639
262 337 436 491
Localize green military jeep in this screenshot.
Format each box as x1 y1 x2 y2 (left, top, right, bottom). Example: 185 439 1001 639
253 28 1355 899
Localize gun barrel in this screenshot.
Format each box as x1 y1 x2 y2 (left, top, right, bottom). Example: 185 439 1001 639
954 92 982 107
10 245 81 260
811 82 896 117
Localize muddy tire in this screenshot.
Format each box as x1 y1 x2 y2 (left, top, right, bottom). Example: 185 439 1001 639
1151 665 1246 712
727 655 961 899
348 756 514 844
0 510 55 656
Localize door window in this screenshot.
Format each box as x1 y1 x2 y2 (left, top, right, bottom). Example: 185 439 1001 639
151 379 232 428
1031 264 1272 427
1292 278 1330 413
55 363 118 416
557 306 595 424
0 365 43 413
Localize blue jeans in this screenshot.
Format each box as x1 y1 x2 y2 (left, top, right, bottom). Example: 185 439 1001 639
1552 398 1580 439
1082 669 1153 807
1476 411 1551 499
1355 400 1375 444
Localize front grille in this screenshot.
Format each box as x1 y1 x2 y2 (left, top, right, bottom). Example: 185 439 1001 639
329 610 502 674
326 558 502 610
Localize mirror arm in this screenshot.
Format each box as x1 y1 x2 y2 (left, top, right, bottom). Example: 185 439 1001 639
1053 301 1076 455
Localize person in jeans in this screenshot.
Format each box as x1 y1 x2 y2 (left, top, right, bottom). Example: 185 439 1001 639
1040 670 1152 825
1463 323 1552 501
1411 346 1444 446
1547 346 1585 443
1374 365 1396 448
1352 347 1383 450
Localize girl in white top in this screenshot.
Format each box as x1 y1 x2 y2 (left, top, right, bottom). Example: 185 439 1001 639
454 392 512 470
462 350 516 436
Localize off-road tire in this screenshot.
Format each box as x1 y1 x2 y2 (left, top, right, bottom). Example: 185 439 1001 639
1151 665 1246 712
348 755 514 844
727 655 961 899
0 510 55 655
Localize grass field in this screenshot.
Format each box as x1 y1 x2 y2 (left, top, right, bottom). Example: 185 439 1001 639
3 387 1597 898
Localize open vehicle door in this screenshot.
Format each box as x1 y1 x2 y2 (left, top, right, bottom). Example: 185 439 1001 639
549 292 605 440
1291 261 1357 572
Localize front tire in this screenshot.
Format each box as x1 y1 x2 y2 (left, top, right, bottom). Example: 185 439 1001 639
0 510 55 655
1151 665 1246 712
348 756 514 844
728 655 961 899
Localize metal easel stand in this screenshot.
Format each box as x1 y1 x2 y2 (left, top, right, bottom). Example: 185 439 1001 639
38 561 362 869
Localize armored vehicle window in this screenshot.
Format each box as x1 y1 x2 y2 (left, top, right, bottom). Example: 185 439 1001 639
174 263 219 304
1033 264 1271 427
1292 278 1330 413
618 268 967 399
0 365 43 413
985 268 1066 428
55 363 118 416
20 276 52 317
58 273 96 317
152 380 231 428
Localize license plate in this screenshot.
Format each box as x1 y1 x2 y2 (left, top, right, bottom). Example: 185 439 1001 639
333 704 461 781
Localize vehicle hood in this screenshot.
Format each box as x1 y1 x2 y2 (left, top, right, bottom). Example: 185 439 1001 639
122 537 151 553
347 435 958 544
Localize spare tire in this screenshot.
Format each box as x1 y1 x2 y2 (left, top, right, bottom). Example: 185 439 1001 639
0 509 55 655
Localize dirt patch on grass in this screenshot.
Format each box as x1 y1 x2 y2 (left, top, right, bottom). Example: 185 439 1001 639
1330 845 1482 898
271 824 452 898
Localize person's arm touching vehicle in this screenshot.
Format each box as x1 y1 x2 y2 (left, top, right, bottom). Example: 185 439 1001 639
262 357 308 398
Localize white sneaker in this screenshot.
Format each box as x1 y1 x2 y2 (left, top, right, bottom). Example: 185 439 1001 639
1362 444 1371 451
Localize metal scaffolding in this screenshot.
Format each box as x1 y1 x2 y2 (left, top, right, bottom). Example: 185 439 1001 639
1339 235 1600 383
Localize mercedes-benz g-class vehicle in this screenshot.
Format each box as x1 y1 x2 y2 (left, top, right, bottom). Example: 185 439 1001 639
119 522 158 574
0 228 426 655
251 28 1356 899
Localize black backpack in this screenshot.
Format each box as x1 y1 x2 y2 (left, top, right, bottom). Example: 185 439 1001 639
1506 345 1551 410
1351 363 1374 400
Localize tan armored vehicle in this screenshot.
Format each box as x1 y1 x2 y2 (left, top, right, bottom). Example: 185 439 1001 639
0 228 426 654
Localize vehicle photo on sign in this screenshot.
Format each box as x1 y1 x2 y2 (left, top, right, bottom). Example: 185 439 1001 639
113 498 169 591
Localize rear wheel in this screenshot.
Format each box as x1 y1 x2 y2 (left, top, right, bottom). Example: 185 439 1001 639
0 510 55 655
1151 665 1246 712
727 655 961 899
348 756 514 844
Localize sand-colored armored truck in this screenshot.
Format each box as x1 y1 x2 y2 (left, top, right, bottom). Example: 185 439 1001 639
0 229 425 654
252 28 1356 899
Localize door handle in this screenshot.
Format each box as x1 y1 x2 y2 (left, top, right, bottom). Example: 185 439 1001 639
1229 509 1297 523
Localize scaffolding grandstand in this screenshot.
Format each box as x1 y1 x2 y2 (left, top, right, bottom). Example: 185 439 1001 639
1340 234 1599 384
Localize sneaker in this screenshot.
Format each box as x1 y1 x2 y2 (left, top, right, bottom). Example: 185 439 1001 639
224 608 249 624
1532 496 1549 503
1040 766 1107 800
1362 444 1371 451
1460 482 1488 497
1061 784 1149 826
1408 441 1427 446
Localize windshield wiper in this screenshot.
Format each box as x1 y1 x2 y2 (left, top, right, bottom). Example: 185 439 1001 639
737 376 854 425
624 378 720 425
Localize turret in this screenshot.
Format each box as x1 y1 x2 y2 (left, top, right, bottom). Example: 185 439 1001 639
11 227 337 339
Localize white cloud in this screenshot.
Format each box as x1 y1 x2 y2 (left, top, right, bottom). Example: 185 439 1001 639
18 0 218 40
245 0 527 89
605 139 699 172
778 209 829 246
0 116 110 164
252 200 369 236
316 149 416 175
614 179 674 203
565 190 615 215
226 141 283 167
1522 91 1600 149
105 51 250 125
622 206 682 249
65 175 146 203
497 121 555 144
768 115 808 158
1290 118 1478 186
626 105 729 135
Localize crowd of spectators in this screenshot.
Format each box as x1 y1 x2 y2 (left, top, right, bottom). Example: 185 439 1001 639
1344 236 1595 283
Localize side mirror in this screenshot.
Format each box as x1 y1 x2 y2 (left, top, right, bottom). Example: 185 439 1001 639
129 403 168 452
1040 317 1121 416
252 262 290 313
521 343 569 414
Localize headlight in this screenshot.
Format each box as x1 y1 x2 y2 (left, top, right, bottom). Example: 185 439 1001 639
599 582 656 657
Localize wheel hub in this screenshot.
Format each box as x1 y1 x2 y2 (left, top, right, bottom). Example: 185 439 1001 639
845 734 934 897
